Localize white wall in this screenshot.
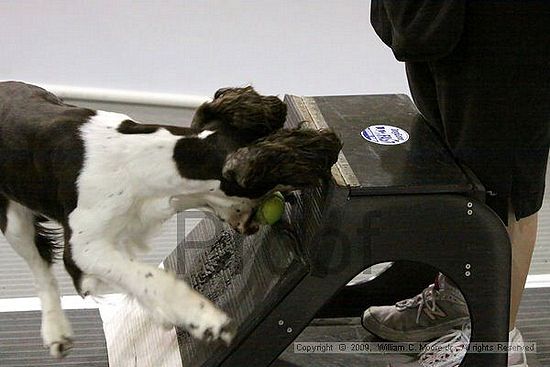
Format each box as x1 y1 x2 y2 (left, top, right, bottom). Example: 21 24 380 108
0 0 408 98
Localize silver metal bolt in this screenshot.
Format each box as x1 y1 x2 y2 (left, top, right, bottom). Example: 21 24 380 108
287 327 293 333
278 320 284 326
465 263 471 269
467 210 473 216
465 271 471 277
467 202 473 208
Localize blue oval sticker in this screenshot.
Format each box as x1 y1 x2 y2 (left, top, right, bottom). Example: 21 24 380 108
361 125 409 145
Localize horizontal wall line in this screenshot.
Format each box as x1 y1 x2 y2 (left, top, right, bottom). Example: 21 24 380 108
526 274 550 289
2 80 209 108
44 84 210 108
1 274 548 313
0 294 124 312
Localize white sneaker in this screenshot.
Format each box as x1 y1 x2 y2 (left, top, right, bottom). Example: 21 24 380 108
417 322 470 367
508 327 528 367
417 322 529 367
362 274 469 342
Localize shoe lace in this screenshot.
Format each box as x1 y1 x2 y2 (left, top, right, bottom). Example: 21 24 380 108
418 322 471 367
396 284 439 324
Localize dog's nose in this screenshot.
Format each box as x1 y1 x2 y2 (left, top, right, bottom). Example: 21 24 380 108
234 221 259 235
243 222 260 235
233 214 260 235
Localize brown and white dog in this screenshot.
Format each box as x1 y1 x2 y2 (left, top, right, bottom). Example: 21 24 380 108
0 82 341 357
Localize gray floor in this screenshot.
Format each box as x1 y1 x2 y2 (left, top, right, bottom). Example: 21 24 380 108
516 288 550 366
67 98 197 126
0 99 548 366
0 310 108 367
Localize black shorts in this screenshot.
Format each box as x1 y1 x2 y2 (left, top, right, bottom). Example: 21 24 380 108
372 1 550 223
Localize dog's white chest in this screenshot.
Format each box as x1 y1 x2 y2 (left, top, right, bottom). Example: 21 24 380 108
112 196 176 253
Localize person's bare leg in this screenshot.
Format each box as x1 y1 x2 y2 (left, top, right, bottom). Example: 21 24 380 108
508 207 539 331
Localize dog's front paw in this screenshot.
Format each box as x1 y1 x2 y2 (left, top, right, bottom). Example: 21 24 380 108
139 275 237 345
48 338 74 359
42 313 74 358
184 305 236 345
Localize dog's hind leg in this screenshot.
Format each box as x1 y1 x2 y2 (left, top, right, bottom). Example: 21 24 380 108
62 232 84 295
0 199 73 358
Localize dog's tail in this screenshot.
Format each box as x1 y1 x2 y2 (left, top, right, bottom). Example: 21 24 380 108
222 128 342 196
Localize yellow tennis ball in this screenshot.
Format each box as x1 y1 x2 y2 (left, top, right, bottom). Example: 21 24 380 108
256 192 285 225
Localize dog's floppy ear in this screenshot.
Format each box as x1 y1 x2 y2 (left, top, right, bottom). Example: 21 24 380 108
192 87 287 142
222 128 342 196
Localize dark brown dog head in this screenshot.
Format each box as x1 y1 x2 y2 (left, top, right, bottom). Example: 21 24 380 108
192 86 287 144
190 86 343 198
221 127 342 198
175 86 342 235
